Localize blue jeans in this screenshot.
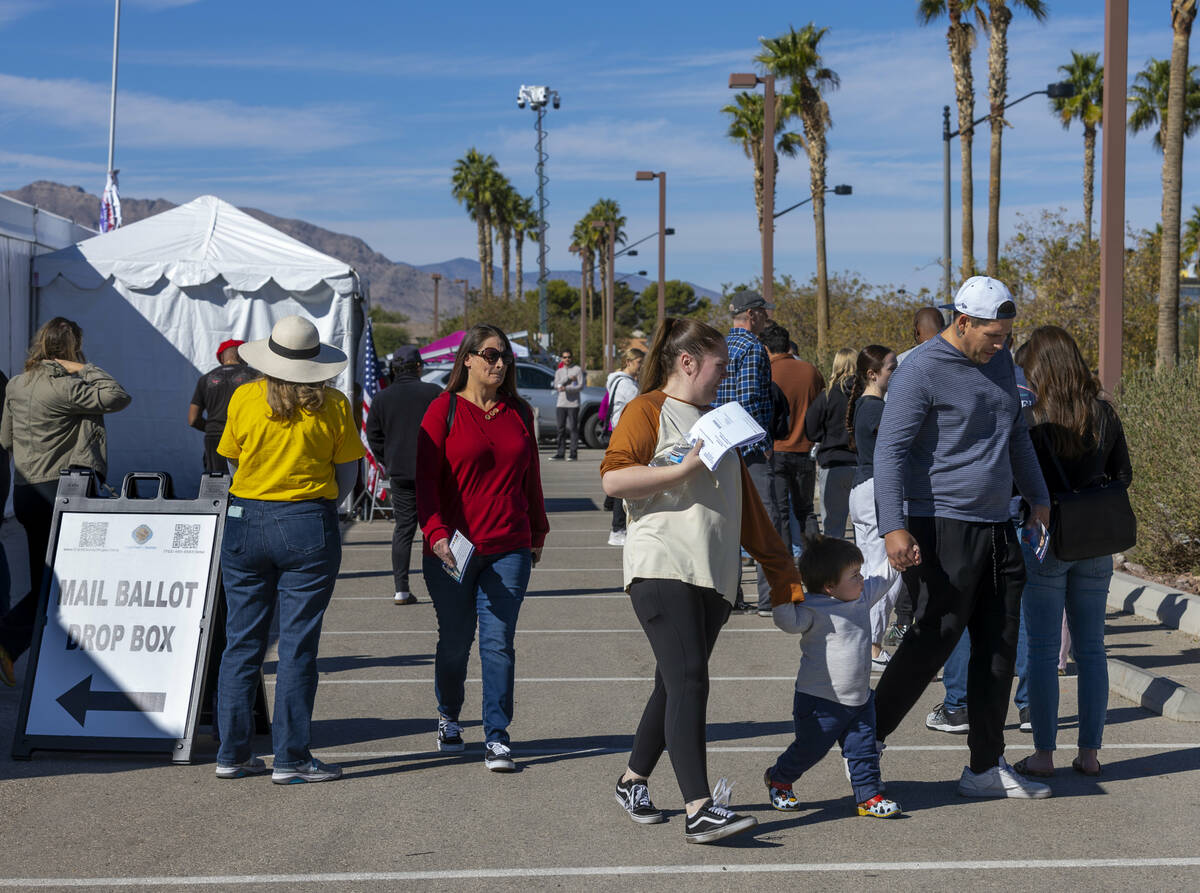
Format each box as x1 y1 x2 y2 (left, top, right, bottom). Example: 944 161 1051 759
424 549 531 745
769 690 882 805
1021 542 1112 752
943 612 1029 713
217 498 341 769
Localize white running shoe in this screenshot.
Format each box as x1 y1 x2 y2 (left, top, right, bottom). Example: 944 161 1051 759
957 756 1052 799
871 650 891 671
607 529 627 546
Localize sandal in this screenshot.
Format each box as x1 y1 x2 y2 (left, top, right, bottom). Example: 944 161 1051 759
1071 756 1101 777
1013 756 1054 778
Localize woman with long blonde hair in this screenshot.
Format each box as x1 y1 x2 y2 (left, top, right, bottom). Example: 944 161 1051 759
214 315 363 784
804 347 859 538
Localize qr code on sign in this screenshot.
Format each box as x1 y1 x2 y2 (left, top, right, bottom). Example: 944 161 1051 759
172 524 202 550
78 522 108 548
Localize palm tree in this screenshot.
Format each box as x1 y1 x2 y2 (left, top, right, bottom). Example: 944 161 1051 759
512 194 536 302
450 148 500 298
982 0 1049 277
720 91 805 233
492 178 517 300
756 23 840 364
1184 204 1200 273
919 0 987 281
1129 46 1200 369
571 216 599 324
1051 51 1103 242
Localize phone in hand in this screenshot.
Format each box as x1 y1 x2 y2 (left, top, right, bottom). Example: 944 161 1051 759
1021 519 1049 563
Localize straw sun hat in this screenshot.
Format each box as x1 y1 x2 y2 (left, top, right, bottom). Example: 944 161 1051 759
239 315 348 384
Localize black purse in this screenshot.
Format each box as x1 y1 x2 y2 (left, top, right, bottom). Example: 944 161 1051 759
1045 407 1136 562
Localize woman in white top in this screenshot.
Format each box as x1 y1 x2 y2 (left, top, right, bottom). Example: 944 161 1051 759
600 317 802 845
603 347 644 545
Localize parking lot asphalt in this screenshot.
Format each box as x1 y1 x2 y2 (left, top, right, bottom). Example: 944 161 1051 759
2 450 1199 891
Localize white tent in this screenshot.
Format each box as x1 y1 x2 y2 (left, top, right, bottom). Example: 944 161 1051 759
33 195 364 497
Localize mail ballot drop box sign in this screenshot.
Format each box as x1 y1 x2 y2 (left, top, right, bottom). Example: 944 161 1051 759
24 511 219 739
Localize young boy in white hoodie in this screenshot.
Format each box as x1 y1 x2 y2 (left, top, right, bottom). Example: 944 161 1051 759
766 535 903 818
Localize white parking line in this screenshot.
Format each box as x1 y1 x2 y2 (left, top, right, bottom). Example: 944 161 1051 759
5 857 1200 886
295 677 827 684
319 628 777 635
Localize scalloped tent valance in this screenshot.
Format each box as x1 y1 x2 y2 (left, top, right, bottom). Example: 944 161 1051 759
33 194 358 296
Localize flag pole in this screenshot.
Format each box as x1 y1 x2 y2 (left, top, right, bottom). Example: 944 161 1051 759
106 0 120 178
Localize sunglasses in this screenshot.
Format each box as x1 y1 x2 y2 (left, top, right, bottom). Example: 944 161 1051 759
471 348 513 365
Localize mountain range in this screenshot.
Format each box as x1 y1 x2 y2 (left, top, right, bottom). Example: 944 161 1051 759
4 181 719 334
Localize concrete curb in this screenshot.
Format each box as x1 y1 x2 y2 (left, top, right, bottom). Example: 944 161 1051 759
1106 571 1200 638
1107 658 1200 722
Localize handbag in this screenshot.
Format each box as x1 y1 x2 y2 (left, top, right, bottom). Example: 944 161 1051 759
1045 406 1136 562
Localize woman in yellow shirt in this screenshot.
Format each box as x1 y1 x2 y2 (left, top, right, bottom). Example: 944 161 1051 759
214 316 363 784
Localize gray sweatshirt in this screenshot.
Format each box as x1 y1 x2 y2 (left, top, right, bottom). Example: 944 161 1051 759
873 335 1048 536
553 364 583 408
772 563 900 706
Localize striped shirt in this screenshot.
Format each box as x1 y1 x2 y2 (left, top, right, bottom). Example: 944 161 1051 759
713 327 772 454
873 335 1049 535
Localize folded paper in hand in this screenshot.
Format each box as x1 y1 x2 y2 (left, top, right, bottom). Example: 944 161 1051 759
690 402 766 471
442 530 475 582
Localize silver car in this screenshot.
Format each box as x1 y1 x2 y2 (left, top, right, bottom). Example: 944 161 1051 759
421 361 610 448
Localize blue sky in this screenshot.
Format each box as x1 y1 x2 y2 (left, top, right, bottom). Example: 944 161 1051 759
0 0 1190 295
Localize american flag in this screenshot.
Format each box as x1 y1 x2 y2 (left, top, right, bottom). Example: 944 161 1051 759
100 171 122 233
359 317 389 501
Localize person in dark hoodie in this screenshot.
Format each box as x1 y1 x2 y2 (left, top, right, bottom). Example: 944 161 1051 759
366 345 443 605
804 348 858 539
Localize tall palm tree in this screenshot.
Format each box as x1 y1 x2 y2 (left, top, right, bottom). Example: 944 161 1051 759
720 91 805 233
492 178 517 300
756 23 840 364
450 148 500 298
572 216 599 324
919 0 987 281
512 194 536 302
1051 51 1103 242
982 0 1049 277
1129 46 1200 369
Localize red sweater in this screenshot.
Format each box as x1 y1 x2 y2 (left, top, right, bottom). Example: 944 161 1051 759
416 391 549 556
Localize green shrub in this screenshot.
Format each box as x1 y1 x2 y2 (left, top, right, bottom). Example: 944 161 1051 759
1116 362 1200 574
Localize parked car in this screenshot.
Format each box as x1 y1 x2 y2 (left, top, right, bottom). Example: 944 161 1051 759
421 361 610 448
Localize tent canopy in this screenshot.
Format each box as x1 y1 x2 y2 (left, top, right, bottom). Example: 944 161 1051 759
32 195 361 498
418 330 528 364
35 195 357 296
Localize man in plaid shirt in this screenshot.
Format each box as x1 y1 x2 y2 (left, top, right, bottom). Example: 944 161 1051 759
714 289 781 615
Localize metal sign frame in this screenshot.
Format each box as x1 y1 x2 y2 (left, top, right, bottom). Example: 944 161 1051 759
12 470 231 763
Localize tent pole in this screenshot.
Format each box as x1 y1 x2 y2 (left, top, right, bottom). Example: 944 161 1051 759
107 0 120 177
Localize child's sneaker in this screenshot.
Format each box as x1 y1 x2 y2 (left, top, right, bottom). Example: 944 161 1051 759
436 716 465 752
857 794 902 818
614 776 665 824
763 769 801 811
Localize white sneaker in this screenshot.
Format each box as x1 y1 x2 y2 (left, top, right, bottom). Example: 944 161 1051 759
607 529 627 546
871 650 891 671
393 591 417 605
957 756 1051 799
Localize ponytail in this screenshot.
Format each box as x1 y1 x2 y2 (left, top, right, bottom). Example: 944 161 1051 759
845 344 892 453
640 317 725 395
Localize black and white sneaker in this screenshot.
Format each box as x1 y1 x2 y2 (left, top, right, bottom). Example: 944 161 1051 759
614 776 665 824
685 801 757 844
925 702 969 734
436 716 465 752
483 741 515 772
1019 706 1032 732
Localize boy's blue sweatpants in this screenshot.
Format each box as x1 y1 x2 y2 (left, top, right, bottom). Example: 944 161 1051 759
768 689 882 805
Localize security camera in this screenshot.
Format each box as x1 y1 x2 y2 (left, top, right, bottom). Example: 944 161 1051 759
517 94 526 109
552 94 560 109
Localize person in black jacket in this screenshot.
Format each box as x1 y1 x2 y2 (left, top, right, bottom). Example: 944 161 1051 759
804 348 858 539
366 346 443 604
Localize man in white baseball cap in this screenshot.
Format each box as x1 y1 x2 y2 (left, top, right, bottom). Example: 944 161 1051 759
869 276 1053 801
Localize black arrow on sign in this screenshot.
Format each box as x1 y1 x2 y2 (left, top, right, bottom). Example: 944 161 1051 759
56 675 167 727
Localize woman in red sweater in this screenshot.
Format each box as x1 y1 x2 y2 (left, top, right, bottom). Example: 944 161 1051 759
416 325 549 772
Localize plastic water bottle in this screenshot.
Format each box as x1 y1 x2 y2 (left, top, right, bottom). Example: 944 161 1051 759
649 436 695 467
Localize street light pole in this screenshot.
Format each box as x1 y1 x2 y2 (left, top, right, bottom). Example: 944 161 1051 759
730 73 775 303
431 272 442 335
942 81 1075 296
635 171 668 327
943 105 953 301
606 222 615 374
1099 0 1128 391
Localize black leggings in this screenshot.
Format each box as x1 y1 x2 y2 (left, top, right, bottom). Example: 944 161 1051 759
627 579 730 803
0 480 59 659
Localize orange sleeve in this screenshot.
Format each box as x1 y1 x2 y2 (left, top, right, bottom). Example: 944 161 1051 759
599 391 664 475
739 459 805 606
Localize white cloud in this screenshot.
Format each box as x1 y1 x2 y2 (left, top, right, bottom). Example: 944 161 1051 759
0 0 36 27
0 74 371 152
